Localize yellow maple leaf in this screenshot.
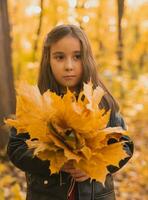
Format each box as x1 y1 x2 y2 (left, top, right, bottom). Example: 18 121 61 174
5 82 129 183
99 142 128 166
83 81 105 112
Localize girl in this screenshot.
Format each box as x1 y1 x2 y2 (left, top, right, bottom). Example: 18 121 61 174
7 24 134 200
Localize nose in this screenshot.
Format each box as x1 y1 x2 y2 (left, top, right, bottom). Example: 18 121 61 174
64 58 74 71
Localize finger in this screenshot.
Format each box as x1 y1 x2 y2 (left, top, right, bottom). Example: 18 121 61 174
68 168 83 174
61 163 75 170
70 171 86 177
70 171 88 178
72 174 88 179
61 167 76 173
61 166 74 171
70 169 87 176
61 162 74 170
65 160 75 166
74 176 89 182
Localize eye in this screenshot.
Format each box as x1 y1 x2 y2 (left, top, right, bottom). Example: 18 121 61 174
54 55 64 61
74 54 81 60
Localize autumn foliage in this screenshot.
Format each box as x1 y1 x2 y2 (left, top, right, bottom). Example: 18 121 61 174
0 0 147 199
5 82 129 183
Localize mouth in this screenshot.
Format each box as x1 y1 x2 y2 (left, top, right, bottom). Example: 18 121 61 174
63 75 76 78
63 75 76 80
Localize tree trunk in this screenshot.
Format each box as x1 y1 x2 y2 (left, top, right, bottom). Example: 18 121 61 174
33 0 44 61
116 0 124 73
0 0 16 149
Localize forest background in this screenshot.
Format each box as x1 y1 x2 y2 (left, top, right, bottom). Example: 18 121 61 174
0 0 147 199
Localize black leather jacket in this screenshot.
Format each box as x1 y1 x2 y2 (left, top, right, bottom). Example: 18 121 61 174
7 112 134 200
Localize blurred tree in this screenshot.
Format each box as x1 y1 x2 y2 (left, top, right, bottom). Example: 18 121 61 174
1 1 147 199
116 0 124 73
0 0 15 149
32 0 44 61
75 0 85 28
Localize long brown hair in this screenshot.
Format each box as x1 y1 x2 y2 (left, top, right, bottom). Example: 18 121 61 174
38 24 119 114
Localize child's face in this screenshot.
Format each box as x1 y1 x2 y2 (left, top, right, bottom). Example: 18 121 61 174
50 35 83 91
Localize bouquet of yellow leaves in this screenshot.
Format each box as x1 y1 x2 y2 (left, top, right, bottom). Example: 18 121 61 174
5 82 128 183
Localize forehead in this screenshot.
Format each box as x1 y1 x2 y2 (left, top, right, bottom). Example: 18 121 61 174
50 35 81 53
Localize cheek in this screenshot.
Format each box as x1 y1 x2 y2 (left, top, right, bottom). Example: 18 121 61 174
50 60 59 75
50 62 63 83
78 63 83 76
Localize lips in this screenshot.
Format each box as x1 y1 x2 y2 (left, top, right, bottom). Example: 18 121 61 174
63 75 76 78
63 75 76 80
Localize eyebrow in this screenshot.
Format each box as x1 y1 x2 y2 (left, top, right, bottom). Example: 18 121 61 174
52 51 81 55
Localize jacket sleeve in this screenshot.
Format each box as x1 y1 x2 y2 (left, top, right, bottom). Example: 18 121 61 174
107 112 134 174
7 127 51 177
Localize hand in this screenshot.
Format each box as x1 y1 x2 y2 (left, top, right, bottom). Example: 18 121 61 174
61 160 89 182
68 168 89 182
